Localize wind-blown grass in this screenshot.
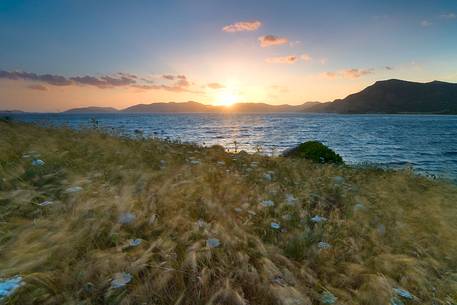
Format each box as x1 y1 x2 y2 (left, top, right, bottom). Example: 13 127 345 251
0 121 456 305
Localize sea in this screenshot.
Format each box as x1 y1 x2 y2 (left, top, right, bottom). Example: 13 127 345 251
7 112 457 181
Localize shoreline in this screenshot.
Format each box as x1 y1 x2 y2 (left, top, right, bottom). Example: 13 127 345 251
3 115 457 182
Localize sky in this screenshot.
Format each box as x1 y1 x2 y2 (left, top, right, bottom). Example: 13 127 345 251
1 0 457 112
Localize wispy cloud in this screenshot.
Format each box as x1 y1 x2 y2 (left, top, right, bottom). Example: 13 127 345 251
0 70 200 93
258 35 288 47
222 20 262 32
207 82 225 89
69 75 136 88
270 85 288 93
265 53 311 64
319 58 328 65
0 70 137 88
0 70 72 86
162 74 175 80
323 68 374 79
440 12 456 20
27 84 47 91
133 75 200 93
301 53 312 62
420 20 432 27
266 55 298 64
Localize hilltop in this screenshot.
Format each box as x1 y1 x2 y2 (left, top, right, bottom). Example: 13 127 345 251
308 79 457 114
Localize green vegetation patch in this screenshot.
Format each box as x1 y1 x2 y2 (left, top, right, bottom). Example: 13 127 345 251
283 140 344 164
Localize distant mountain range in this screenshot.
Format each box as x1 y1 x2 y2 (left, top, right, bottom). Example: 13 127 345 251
8 79 457 114
307 79 457 114
64 101 320 113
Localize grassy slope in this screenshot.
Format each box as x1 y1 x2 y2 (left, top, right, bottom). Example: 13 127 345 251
0 121 456 305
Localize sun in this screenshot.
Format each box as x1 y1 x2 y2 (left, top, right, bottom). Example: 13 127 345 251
214 89 239 107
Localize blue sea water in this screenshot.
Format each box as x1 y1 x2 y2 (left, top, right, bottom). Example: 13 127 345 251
7 113 457 181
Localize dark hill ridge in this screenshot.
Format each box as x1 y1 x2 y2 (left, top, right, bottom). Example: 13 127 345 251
307 79 457 114
63 106 119 113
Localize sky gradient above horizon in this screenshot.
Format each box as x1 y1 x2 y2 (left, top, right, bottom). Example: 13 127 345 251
1 0 457 111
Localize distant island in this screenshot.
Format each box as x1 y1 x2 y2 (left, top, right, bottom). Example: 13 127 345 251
7 79 457 114
62 106 119 114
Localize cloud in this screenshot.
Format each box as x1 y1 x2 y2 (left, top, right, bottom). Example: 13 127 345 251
0 70 72 86
222 20 262 32
174 78 190 88
420 20 432 27
323 68 374 79
141 75 198 93
68 75 136 88
131 84 157 90
0 69 200 93
301 53 312 62
258 35 288 47
140 77 154 84
385 66 394 70
162 74 175 80
0 70 138 88
207 82 225 89
27 84 47 91
344 68 373 78
117 72 138 79
265 53 311 64
266 55 298 64
440 12 456 19
270 85 288 93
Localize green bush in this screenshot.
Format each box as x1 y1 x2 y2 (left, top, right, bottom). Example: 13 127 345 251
283 141 344 164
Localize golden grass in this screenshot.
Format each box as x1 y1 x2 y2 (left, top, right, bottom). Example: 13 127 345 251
0 121 456 305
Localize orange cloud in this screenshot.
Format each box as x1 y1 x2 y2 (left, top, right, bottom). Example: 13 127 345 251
222 20 262 32
266 53 311 64
258 35 288 47
207 82 225 89
323 68 374 79
265 55 298 64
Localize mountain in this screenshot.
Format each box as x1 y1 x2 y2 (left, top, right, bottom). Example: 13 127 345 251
0 109 25 113
227 102 319 112
122 101 215 113
307 79 457 114
121 101 319 113
60 80 457 114
63 106 119 113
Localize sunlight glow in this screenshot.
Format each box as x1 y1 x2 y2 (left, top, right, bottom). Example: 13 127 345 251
213 89 239 106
